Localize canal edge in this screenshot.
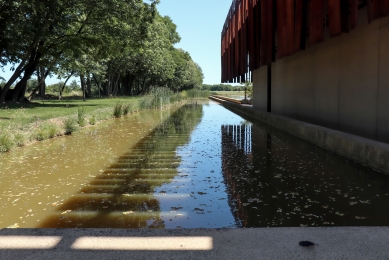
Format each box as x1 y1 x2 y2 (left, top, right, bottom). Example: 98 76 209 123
209 95 389 175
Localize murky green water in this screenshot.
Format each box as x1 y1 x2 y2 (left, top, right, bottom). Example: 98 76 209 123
1 101 389 228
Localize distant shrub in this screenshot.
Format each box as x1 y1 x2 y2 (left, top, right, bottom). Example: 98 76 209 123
113 103 123 118
77 107 87 127
186 89 209 98
63 118 77 135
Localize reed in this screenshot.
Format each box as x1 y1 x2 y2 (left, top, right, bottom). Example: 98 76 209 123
113 103 123 118
77 106 87 127
63 118 77 135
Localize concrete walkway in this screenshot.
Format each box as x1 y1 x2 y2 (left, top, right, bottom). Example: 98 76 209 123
1 227 389 259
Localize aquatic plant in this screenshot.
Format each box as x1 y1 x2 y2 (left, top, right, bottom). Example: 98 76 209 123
89 115 96 125
47 124 58 138
0 130 13 152
77 106 87 127
34 123 57 140
63 118 77 135
113 102 123 118
123 103 132 115
139 87 174 110
13 132 26 146
138 96 152 110
186 89 210 98
149 87 172 109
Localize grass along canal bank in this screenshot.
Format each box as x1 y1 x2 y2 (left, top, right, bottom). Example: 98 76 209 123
0 89 210 153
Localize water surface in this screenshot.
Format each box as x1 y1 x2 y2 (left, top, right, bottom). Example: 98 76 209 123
1 101 389 228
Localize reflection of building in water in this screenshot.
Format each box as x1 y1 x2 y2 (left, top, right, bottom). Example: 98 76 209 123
222 124 252 156
38 105 203 228
221 124 253 227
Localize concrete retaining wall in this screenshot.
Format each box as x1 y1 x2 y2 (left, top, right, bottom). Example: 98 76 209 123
210 96 389 175
252 9 389 143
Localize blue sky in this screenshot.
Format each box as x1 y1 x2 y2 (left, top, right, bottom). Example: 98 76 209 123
1 0 232 85
157 0 232 85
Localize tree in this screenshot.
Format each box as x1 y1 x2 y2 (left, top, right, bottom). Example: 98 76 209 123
240 81 252 103
0 0 159 102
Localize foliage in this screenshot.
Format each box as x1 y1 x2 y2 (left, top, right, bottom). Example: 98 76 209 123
77 107 87 127
0 129 13 152
13 132 26 146
63 118 77 135
34 123 58 141
240 81 253 100
113 103 123 118
186 89 210 98
123 103 132 115
89 115 96 125
202 84 243 92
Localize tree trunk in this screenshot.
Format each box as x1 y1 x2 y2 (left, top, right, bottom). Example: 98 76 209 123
59 73 72 100
86 74 91 98
0 54 29 101
113 74 120 96
80 74 86 101
92 73 101 97
28 66 52 101
38 66 46 98
11 63 38 102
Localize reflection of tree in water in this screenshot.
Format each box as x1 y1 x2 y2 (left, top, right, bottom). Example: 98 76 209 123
38 104 203 228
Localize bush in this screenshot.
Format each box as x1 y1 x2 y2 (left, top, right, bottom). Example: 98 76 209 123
0 130 13 152
138 96 152 110
123 103 132 115
34 123 57 141
63 118 77 135
186 89 210 98
89 115 96 125
113 103 123 118
48 124 58 138
77 107 87 127
14 133 26 147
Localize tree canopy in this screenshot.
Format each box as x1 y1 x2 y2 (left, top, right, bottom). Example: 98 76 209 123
0 0 203 102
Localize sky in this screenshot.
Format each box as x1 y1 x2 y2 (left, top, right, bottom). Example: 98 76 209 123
156 0 232 85
0 0 233 86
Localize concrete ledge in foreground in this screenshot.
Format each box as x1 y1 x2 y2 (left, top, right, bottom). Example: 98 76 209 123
1 227 389 259
210 96 389 175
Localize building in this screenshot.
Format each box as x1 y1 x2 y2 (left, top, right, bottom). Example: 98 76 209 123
221 0 389 143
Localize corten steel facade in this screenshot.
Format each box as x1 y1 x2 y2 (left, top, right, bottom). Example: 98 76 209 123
221 0 389 143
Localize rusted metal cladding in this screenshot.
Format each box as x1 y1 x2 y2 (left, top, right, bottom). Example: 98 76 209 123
260 0 272 67
309 0 325 45
368 0 389 22
327 0 342 37
277 0 295 59
349 0 358 30
221 0 389 83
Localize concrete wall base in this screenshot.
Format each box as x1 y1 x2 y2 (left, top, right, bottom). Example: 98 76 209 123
210 96 389 175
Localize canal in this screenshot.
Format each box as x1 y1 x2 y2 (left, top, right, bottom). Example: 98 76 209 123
1 100 389 228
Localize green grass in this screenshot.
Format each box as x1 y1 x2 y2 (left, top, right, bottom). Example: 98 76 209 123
0 92 205 153
212 91 243 96
0 97 141 124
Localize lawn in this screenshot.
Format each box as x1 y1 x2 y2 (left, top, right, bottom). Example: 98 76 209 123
212 91 243 96
0 97 141 124
0 97 143 152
